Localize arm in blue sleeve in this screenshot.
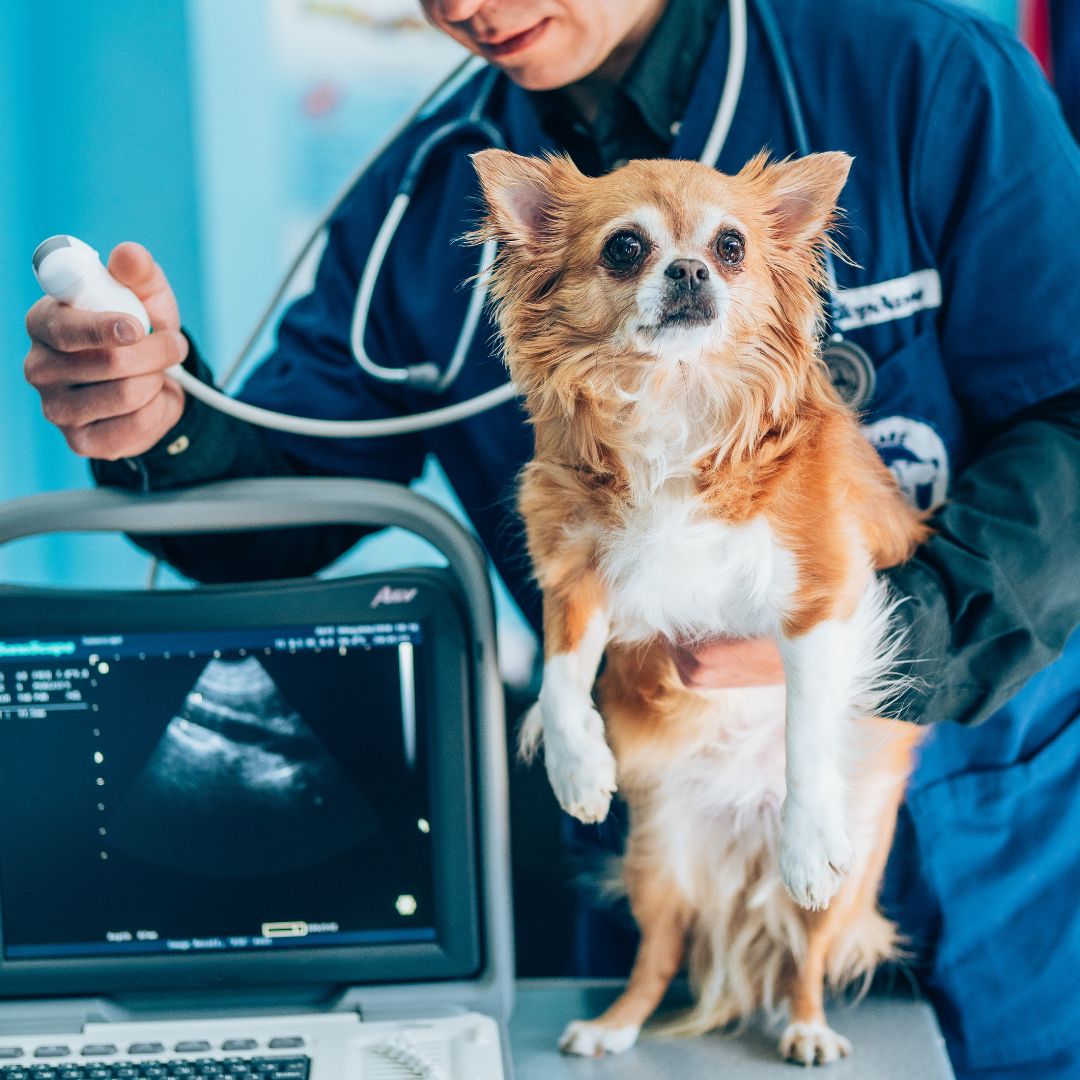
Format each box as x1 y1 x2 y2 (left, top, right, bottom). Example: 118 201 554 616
886 384 1080 725
884 19 1080 723
92 134 430 582
91 339 373 582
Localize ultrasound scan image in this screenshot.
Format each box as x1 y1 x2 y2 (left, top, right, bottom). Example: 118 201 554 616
108 657 378 877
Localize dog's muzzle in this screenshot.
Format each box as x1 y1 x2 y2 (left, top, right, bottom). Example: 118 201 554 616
660 258 718 326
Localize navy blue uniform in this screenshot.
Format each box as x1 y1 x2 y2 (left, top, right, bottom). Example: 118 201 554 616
97 2 1080 1074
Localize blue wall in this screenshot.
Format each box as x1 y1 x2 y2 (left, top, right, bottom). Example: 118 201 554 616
0 1 203 588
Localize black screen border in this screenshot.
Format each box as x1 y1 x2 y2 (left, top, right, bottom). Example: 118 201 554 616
0 570 480 998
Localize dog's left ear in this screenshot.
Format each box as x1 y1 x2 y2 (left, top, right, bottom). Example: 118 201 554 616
758 152 853 243
471 150 581 251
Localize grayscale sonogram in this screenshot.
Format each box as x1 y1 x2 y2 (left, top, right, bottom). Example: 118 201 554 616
108 657 377 877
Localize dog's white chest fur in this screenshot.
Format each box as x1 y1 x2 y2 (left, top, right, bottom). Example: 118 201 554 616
598 482 797 644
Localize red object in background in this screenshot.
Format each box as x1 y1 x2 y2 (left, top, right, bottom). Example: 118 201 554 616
303 81 343 119
1020 0 1054 80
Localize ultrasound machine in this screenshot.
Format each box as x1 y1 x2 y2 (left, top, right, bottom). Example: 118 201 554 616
0 478 513 1079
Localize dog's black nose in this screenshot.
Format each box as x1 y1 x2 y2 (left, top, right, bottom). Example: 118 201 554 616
664 259 710 290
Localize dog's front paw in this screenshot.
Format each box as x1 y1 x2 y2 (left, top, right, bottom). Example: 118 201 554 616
559 1019 640 1057
780 1020 852 1066
779 800 853 910
539 700 617 824
545 718 617 824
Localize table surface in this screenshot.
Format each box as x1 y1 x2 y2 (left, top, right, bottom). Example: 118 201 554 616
508 980 955 1079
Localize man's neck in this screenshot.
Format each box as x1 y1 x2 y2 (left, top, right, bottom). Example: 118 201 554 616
561 0 670 123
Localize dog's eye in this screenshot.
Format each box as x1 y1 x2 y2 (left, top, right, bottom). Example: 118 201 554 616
715 230 745 267
602 230 647 271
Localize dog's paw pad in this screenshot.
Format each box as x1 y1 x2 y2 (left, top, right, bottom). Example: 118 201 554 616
558 1019 641 1057
779 1020 851 1066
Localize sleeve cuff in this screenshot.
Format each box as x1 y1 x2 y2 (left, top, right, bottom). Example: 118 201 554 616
91 335 251 492
882 558 953 724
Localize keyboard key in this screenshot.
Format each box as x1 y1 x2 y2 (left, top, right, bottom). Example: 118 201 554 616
0 1049 22 1059
264 1041 303 1051
219 1043 256 1053
127 1045 164 1056
250 1060 310 1079
173 1044 210 1055
79 1047 117 1058
33 1049 69 1059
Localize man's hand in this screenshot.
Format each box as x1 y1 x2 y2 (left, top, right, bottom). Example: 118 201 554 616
24 242 188 460
668 636 786 689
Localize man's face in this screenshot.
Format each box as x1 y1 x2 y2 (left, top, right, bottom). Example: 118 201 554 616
421 1 666 90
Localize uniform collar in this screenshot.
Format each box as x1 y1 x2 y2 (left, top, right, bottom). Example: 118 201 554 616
621 0 725 146
526 0 725 167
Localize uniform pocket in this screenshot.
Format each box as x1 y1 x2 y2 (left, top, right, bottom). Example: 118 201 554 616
906 712 1080 1070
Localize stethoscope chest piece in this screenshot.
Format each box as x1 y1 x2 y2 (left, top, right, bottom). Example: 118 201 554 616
822 336 876 409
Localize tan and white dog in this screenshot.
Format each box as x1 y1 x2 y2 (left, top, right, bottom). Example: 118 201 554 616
472 149 927 1066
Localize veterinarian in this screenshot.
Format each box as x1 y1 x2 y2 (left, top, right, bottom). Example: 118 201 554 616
22 1 1080 1076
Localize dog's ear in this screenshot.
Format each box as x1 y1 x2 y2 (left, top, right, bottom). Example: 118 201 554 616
757 152 852 243
471 150 582 251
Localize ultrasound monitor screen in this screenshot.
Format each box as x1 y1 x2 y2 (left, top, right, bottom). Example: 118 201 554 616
0 622 438 962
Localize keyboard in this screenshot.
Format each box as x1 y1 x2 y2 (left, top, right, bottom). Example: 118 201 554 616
0 1060 308 1078
0 1009 504 1080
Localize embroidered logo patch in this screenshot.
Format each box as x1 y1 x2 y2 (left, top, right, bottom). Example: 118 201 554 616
834 269 942 332
862 416 949 512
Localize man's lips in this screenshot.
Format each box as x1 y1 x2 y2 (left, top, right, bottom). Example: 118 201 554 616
477 17 552 59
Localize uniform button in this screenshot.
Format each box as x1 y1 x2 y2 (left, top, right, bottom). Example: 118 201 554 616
670 120 682 136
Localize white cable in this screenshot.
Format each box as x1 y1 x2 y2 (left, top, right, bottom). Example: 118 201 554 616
170 365 517 438
370 1035 448 1080
699 0 748 166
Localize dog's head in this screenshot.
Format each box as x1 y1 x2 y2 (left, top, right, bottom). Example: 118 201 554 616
471 150 851 445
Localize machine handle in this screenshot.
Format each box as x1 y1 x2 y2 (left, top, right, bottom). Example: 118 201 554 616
0 477 474 560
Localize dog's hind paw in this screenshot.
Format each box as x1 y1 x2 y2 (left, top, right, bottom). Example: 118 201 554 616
558 1020 640 1057
780 1020 852 1066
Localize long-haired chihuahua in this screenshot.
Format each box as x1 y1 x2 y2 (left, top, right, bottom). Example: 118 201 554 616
472 149 927 1066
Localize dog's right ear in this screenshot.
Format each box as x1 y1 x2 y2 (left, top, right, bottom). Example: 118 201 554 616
471 150 581 251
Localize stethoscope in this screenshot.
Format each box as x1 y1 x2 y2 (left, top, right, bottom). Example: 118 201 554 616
184 0 874 440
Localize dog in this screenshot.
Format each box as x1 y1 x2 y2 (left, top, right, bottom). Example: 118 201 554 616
471 148 928 1066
